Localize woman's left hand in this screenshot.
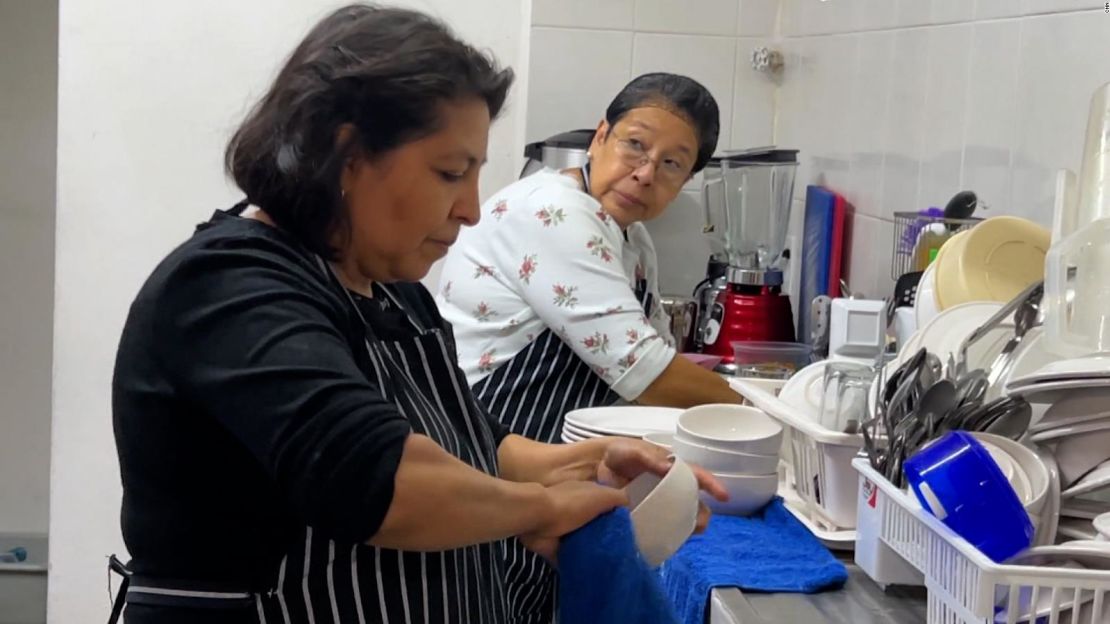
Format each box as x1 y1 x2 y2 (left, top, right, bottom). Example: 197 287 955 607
596 438 729 534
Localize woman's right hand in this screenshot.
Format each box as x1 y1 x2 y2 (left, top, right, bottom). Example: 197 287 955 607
520 480 628 563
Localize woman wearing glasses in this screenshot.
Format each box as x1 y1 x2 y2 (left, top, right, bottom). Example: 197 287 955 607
435 73 744 623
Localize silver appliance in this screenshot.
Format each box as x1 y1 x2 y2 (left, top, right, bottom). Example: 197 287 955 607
519 129 593 178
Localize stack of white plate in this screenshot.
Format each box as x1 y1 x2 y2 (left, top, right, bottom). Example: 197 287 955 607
560 406 682 443
671 404 782 517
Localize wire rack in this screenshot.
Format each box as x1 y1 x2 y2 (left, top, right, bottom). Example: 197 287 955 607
890 212 982 280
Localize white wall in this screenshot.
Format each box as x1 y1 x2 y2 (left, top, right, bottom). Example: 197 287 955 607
773 0 1110 300
0 0 57 536
49 1 529 621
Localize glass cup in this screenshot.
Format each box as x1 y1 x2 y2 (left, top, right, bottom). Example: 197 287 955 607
820 362 876 432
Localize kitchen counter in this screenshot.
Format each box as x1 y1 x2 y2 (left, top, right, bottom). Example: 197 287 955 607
709 556 927 624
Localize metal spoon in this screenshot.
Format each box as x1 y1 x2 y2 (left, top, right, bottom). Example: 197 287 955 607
918 380 957 438
955 369 989 407
982 399 1033 440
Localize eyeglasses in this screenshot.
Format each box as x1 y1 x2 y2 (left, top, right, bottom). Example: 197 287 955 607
610 133 692 186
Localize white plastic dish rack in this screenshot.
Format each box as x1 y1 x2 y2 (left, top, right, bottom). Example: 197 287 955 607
853 458 1110 624
731 377 864 534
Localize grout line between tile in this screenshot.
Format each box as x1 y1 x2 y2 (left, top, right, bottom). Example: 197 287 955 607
772 7 1100 39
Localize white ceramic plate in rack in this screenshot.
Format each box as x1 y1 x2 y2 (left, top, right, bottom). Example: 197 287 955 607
914 262 940 327
1029 418 1110 444
1018 354 1110 384
778 361 827 419
1063 460 1110 499
1031 396 1110 433
916 302 1012 376
1002 329 1057 385
1006 378 1110 405
563 406 681 438
1008 541 1110 568
1061 498 1110 520
995 543 1110 624
1057 518 1099 541
1034 447 1062 547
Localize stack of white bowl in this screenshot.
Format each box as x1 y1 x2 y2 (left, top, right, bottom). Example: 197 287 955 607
667 404 783 517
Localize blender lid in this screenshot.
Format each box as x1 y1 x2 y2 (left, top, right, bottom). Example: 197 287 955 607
523 129 595 160
709 147 799 165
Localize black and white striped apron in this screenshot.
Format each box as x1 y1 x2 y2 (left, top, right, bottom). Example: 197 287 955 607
472 188 654 623
257 274 509 624
119 274 510 624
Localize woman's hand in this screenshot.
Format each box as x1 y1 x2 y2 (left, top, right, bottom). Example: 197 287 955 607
520 480 628 563
596 438 729 534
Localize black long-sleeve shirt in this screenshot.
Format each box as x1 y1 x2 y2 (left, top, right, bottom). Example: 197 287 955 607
112 209 507 590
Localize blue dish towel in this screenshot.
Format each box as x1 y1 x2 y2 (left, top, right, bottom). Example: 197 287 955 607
558 507 680 624
660 498 848 624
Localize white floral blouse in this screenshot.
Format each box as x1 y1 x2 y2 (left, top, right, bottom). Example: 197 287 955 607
435 168 675 401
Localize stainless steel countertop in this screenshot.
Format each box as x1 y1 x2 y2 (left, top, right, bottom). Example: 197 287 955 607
709 558 927 624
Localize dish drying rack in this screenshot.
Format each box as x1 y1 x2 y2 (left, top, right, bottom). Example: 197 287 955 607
731 378 866 540
891 212 981 280
854 458 1110 624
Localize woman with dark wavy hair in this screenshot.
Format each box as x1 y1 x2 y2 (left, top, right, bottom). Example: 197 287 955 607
110 5 725 624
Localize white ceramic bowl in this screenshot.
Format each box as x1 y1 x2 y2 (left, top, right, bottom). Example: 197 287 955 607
626 456 699 567
971 432 1050 515
672 436 778 475
1095 512 1110 541
642 432 675 452
699 471 777 517
677 404 783 456
1048 427 1110 488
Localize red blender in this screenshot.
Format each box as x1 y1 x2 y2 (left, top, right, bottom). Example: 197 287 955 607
698 149 799 370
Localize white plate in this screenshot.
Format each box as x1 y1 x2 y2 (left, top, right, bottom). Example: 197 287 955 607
1006 541 1110 568
920 303 1012 376
1004 330 1058 384
562 422 609 439
996 542 1110 624
1021 354 1110 384
1034 447 1062 547
561 431 585 443
779 361 828 418
914 262 940 327
1007 379 1110 405
1029 418 1110 443
1063 460 1110 499
1057 518 1099 541
563 406 682 438
1061 498 1110 520
1031 394 1110 433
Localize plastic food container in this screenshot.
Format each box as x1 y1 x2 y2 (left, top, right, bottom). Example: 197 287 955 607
903 431 1034 563
730 341 814 379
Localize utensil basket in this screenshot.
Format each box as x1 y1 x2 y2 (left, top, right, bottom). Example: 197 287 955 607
853 458 1110 624
892 212 981 280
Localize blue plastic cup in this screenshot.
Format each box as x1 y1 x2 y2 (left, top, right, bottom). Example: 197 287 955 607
904 430 1033 562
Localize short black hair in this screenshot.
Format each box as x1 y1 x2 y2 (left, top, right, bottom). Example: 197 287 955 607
604 73 720 173
225 4 514 258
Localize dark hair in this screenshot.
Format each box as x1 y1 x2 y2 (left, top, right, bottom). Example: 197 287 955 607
225 4 514 257
604 73 720 173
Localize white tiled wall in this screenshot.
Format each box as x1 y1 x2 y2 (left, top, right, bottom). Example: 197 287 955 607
527 0 778 149
775 0 1110 300
526 0 1110 302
